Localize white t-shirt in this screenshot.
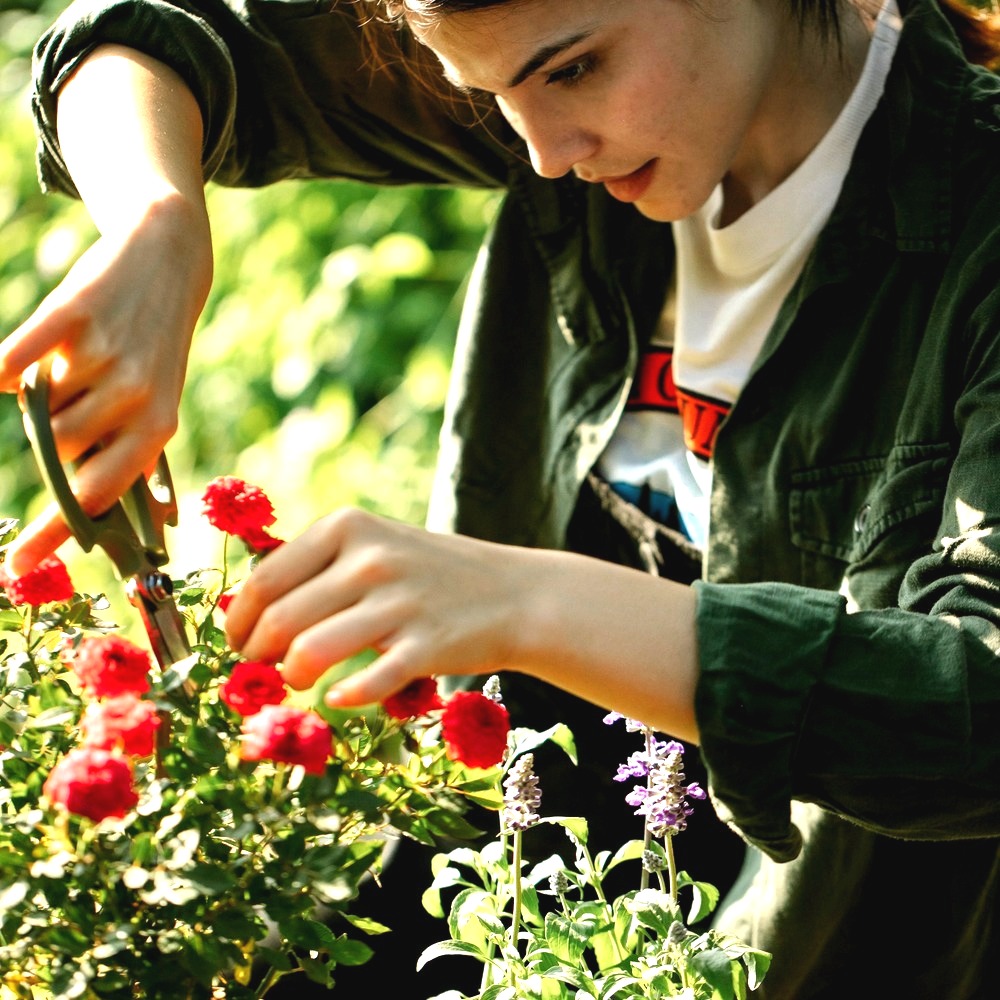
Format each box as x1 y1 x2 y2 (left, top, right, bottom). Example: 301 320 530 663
596 0 901 549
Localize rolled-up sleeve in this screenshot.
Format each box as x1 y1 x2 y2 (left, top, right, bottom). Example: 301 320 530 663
30 0 511 197
32 0 238 195
694 579 1000 860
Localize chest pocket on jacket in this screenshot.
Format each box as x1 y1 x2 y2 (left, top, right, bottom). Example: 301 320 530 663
789 443 951 599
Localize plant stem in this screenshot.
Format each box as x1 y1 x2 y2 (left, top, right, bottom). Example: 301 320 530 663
640 729 654 892
510 830 523 952
664 834 678 906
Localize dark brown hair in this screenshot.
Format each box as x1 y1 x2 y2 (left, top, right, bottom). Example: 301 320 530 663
359 0 1000 85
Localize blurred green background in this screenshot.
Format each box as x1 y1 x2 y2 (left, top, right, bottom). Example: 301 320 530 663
0 0 500 627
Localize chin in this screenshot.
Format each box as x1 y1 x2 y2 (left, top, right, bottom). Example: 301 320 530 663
631 199 685 224
633 185 716 223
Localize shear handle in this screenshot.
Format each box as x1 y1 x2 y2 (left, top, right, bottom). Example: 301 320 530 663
19 358 177 580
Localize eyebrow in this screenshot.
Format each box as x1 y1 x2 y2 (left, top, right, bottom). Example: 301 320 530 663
446 29 594 96
507 31 592 88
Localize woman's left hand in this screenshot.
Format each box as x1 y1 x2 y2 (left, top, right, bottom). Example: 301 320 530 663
223 506 701 742
224 507 541 695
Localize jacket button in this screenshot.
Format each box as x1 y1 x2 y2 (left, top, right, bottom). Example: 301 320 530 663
854 503 871 534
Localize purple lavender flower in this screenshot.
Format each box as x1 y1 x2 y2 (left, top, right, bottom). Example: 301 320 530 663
638 743 705 838
502 752 542 833
614 729 706 839
603 711 647 733
614 749 653 783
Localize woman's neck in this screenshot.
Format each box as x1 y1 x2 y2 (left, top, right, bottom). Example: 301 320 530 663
720 3 877 226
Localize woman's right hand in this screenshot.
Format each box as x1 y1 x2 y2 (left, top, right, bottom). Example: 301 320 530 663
0 197 212 575
0 44 212 576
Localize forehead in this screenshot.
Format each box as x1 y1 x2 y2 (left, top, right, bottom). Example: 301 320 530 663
405 0 613 92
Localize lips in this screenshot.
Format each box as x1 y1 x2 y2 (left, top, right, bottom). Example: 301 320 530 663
599 160 656 203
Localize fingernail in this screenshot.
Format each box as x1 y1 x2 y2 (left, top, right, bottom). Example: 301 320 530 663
325 687 348 707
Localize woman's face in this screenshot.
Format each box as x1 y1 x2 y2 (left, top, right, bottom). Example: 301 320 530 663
408 0 790 222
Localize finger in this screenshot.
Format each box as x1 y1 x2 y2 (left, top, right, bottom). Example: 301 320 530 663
0 298 81 393
224 517 349 649
10 434 160 576
47 380 166 466
4 503 73 577
275 600 400 690
323 644 425 708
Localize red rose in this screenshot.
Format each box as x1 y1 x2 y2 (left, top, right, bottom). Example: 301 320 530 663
43 747 139 822
217 590 235 613
240 704 332 775
440 691 510 769
382 677 444 720
201 476 277 538
241 526 285 557
220 660 288 716
81 695 161 757
69 635 152 698
0 556 74 606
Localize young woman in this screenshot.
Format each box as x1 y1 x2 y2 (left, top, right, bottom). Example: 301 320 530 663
6 0 1000 994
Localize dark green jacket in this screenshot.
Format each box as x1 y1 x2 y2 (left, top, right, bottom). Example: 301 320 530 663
31 0 1000 994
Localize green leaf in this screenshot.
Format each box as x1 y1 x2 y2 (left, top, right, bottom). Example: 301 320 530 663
677 873 720 925
744 948 772 990
544 911 593 965
508 723 577 766
480 985 518 1000
184 861 238 895
299 951 335 986
184 722 227 766
24 705 77 729
538 816 589 846
605 839 646 873
416 939 488 970
254 945 294 972
626 888 679 938
448 888 498 953
211 908 264 941
280 916 339 952
329 934 374 966
341 912 392 935
544 964 599 997
689 948 738 1000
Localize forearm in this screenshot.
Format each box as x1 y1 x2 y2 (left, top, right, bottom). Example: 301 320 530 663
0 45 215 573
510 549 701 742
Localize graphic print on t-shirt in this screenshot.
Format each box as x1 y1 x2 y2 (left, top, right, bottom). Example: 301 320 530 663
627 346 731 460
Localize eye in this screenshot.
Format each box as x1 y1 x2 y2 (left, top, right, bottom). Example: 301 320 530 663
545 55 596 88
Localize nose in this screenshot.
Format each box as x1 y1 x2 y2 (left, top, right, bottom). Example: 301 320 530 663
497 97 597 179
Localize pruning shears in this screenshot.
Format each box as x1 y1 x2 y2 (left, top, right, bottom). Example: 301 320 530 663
18 357 193 670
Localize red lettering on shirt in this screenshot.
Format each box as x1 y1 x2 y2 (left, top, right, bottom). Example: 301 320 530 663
628 347 678 410
627 347 731 460
675 390 728 460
